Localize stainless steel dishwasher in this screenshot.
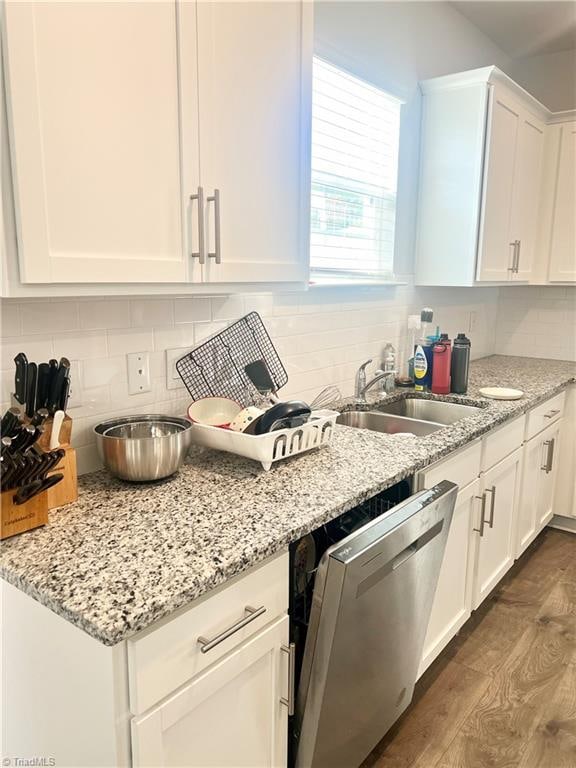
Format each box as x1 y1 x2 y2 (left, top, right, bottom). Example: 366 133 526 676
291 479 458 768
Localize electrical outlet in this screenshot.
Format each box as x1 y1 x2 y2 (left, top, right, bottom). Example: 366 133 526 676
165 347 193 391
127 352 151 395
468 311 477 333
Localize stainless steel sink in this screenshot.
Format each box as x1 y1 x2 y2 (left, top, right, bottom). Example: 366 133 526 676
375 399 482 425
337 410 443 437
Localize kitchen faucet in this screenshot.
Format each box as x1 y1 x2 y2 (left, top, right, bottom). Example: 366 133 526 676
355 359 397 402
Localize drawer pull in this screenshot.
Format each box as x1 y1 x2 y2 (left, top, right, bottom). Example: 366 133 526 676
197 605 266 653
544 409 560 419
280 642 296 715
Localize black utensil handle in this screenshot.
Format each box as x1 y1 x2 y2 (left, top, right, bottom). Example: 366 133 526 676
14 473 63 505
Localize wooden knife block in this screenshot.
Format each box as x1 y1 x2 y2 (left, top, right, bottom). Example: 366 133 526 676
36 414 73 451
46 445 78 510
1 488 48 540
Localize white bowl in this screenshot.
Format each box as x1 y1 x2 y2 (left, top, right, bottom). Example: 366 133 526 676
187 397 242 428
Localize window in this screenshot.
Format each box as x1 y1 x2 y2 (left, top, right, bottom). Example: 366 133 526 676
310 57 402 283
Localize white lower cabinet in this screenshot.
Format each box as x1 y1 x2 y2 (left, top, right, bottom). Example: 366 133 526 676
418 478 480 676
472 448 522 608
517 419 563 555
554 385 576 520
132 615 289 768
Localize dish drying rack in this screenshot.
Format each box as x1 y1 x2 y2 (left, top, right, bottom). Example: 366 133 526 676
176 312 338 470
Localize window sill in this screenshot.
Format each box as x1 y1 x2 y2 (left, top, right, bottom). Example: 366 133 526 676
308 278 407 289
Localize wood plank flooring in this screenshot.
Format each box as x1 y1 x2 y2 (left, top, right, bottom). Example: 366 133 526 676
361 529 576 768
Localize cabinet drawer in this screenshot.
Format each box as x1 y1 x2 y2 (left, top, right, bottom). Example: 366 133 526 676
525 392 566 441
417 439 481 491
128 551 289 715
481 415 525 472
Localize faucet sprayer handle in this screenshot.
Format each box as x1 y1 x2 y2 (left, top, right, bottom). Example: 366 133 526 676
359 359 373 372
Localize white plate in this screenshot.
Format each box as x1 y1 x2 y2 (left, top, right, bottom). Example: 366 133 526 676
479 387 524 400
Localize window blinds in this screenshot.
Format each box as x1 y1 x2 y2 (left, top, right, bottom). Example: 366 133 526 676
310 57 401 282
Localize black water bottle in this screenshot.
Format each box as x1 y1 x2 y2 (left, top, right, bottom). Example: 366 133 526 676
451 333 471 394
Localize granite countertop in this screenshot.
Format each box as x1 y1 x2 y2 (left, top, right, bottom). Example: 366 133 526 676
1 355 574 646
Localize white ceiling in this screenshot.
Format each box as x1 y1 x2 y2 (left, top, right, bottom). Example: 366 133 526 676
452 1 576 58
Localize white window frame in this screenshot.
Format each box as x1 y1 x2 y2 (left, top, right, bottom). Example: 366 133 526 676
309 54 404 286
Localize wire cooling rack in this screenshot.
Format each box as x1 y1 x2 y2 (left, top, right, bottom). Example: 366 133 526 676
175 312 288 405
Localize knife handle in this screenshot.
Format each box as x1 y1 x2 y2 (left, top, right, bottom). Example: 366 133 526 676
50 411 65 450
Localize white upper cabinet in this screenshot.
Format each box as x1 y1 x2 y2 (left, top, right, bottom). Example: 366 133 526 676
547 121 576 282
3 1 193 284
415 67 548 287
194 1 311 284
479 91 545 282
2 1 312 292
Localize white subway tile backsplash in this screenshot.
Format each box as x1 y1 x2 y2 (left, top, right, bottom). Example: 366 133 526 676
131 299 174 328
53 330 108 361
0 283 509 475
153 325 195 351
79 300 130 330
211 295 244 321
174 297 211 324
21 301 79 334
82 356 126 388
194 321 228 343
495 286 576 362
0 302 20 337
107 328 154 356
1 334 54 364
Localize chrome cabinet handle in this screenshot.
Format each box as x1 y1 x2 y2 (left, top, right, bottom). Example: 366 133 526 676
473 493 488 537
485 485 496 528
548 437 555 473
542 438 555 474
280 642 296 715
197 605 266 653
190 187 206 264
508 241 517 272
515 240 521 273
544 409 560 419
541 439 551 471
207 188 222 264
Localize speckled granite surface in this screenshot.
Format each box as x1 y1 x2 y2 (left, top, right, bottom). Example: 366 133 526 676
1 355 574 646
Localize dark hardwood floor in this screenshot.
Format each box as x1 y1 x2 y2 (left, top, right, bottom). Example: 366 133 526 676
361 529 576 768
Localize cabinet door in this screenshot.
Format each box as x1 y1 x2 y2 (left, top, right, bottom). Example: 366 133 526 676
473 448 521 608
4 2 194 284
549 122 576 282
535 419 562 531
516 436 540 557
553 386 576 519
194 1 312 284
132 616 289 768
509 112 545 281
476 87 519 282
419 480 480 677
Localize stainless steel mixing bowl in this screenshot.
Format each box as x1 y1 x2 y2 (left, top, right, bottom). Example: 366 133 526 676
94 414 194 481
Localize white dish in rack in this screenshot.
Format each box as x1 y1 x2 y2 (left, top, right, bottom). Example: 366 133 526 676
190 410 339 470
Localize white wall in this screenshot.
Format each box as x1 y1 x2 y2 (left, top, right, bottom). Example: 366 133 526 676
0 1 515 474
506 49 576 112
495 286 576 362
